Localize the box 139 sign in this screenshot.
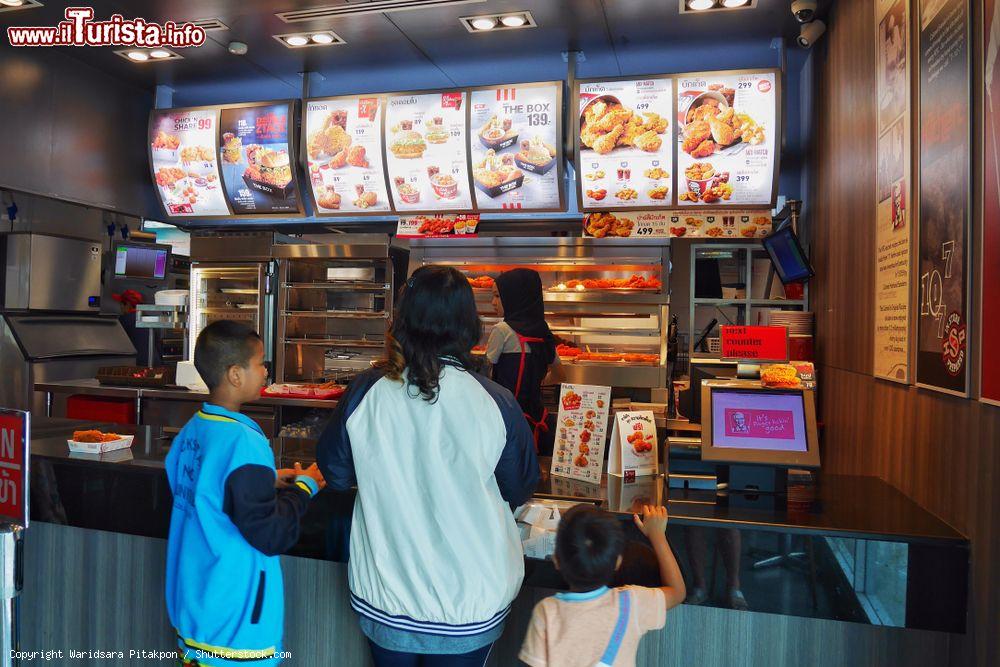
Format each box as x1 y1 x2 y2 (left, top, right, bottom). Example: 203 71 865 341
0 409 28 527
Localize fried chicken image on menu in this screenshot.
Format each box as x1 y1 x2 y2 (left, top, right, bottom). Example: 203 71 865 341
581 99 669 155
346 145 369 168
682 121 716 159
681 98 765 157
308 112 351 160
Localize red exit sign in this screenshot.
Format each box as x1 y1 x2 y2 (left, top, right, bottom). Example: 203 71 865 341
0 410 28 527
720 325 789 362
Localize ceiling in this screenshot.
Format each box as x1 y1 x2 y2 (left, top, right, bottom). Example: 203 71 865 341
0 0 830 102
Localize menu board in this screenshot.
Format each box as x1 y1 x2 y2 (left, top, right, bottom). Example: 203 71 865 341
874 0 913 383
675 70 778 207
551 384 612 484
984 0 1000 405
149 109 229 217
577 77 674 210
304 96 392 215
384 90 473 212
916 0 971 395
469 83 563 211
218 103 301 215
582 210 772 239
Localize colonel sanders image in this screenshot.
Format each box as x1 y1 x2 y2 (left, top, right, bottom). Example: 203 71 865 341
730 412 750 434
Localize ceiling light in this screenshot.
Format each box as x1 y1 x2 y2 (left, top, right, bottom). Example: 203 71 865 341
126 51 149 61
688 0 716 10
114 48 183 62
274 31 344 48
470 17 496 30
722 0 749 6
149 49 172 59
500 14 526 27
0 0 25 7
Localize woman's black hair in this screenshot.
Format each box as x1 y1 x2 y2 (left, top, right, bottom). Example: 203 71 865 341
376 265 482 402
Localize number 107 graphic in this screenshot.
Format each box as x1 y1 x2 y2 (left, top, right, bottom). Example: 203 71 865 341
920 240 956 339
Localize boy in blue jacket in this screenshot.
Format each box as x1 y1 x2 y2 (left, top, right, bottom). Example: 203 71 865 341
166 320 325 666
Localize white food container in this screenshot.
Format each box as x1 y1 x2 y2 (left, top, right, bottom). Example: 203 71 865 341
155 290 189 306
67 434 134 455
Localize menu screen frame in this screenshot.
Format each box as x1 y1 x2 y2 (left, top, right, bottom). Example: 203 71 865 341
148 99 305 220
573 67 782 213
381 86 476 216
301 93 394 218
467 80 567 214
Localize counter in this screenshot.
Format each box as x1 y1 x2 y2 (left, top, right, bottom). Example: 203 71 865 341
28 417 968 635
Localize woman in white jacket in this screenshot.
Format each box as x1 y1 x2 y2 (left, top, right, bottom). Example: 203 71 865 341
318 265 539 666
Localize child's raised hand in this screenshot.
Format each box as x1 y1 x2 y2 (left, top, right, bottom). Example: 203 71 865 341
633 504 669 540
275 468 297 488
294 461 327 490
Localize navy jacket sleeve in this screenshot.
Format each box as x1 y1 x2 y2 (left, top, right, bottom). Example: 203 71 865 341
495 405 540 506
317 369 384 491
223 464 310 557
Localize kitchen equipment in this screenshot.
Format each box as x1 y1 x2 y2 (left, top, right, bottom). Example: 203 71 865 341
0 233 136 412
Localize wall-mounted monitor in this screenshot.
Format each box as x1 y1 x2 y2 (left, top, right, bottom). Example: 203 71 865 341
112 242 172 281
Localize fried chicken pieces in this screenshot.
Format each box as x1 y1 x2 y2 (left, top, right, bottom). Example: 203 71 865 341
581 100 669 155
681 102 765 157
585 212 635 238
308 113 352 160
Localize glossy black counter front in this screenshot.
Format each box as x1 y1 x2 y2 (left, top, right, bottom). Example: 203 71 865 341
29 418 969 633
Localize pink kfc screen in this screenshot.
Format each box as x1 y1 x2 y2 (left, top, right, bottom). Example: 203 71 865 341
711 389 808 452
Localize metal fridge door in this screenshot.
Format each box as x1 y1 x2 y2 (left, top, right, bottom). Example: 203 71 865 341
188 262 271 362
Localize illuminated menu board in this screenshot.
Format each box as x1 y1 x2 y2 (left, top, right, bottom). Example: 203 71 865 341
149 108 229 218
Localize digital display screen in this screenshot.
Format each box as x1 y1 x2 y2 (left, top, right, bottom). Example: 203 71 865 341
710 388 808 453
762 226 814 284
114 245 169 279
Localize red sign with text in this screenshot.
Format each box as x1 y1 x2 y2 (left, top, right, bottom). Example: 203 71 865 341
0 411 27 526
720 325 789 362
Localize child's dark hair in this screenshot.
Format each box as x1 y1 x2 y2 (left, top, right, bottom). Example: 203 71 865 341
555 505 625 590
194 320 262 390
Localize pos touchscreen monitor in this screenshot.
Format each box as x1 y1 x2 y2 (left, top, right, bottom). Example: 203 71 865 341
113 242 171 281
700 380 820 468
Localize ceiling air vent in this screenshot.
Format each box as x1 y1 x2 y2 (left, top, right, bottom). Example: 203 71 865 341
189 18 230 32
276 0 486 22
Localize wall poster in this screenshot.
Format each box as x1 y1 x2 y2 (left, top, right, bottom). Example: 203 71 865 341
983 0 1000 405
915 0 971 395
874 0 913 383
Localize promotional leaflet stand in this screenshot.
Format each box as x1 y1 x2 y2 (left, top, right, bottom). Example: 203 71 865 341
0 409 28 667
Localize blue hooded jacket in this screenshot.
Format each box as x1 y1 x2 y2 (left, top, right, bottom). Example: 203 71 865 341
165 404 318 666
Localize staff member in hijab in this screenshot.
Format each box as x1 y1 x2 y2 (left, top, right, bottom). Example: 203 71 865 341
486 268 558 454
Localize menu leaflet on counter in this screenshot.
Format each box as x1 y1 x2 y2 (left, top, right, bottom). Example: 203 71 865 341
384 91 473 212
676 70 778 208
150 109 229 217
219 102 302 215
469 83 562 211
551 384 613 484
577 77 674 210
305 96 392 214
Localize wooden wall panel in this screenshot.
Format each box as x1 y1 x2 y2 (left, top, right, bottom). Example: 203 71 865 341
812 2 1000 666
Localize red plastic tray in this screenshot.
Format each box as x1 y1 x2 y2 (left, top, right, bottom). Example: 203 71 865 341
260 384 345 400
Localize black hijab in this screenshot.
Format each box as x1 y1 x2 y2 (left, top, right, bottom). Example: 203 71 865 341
495 268 556 364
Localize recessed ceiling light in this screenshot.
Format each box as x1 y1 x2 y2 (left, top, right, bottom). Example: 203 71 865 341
0 0 42 11
0 0 25 7
114 48 183 62
274 31 344 48
500 14 526 27
150 49 172 59
688 0 716 10
126 51 149 61
470 17 496 30
722 0 749 6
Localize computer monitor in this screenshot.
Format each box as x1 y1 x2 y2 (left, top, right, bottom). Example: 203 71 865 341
684 360 739 424
701 379 820 468
762 226 814 284
113 242 171 281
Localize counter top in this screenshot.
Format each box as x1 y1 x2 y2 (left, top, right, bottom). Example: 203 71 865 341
30 419 967 547
36 379 340 410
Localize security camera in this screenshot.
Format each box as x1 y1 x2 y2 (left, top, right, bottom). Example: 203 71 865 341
791 0 818 23
797 20 826 48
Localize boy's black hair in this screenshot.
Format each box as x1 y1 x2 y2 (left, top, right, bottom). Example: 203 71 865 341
194 320 262 390
555 504 626 590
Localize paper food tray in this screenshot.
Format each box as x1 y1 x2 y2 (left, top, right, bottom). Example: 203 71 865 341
67 435 134 454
